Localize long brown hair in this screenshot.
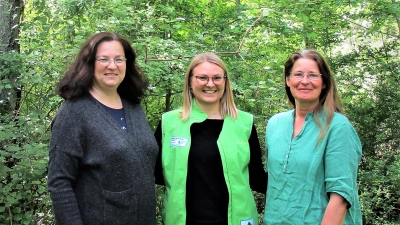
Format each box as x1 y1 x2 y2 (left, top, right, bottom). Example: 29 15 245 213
284 49 344 142
57 32 148 104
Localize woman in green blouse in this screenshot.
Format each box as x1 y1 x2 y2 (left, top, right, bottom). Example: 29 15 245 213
263 49 362 225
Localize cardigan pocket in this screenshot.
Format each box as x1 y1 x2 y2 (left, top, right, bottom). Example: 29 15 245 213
102 187 137 224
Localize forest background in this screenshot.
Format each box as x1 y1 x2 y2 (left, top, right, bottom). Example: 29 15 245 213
0 0 399 224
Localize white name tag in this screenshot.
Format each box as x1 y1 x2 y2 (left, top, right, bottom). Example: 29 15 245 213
170 137 188 147
241 218 254 225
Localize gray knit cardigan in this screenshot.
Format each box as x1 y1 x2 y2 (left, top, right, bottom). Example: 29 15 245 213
47 94 158 225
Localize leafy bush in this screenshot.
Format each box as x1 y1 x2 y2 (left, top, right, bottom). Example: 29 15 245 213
0 51 54 224
359 150 400 224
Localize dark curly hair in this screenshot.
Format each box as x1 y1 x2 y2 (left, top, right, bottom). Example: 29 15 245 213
57 32 148 104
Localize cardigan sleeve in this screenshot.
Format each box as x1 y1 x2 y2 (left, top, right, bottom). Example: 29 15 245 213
248 124 267 193
47 103 84 225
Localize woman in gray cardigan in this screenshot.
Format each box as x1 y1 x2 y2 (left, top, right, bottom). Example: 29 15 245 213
48 32 158 225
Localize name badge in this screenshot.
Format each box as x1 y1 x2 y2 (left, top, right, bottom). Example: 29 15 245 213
170 137 188 147
241 218 254 225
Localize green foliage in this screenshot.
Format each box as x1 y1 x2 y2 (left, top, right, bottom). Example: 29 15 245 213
358 151 400 224
0 49 54 224
1 0 399 224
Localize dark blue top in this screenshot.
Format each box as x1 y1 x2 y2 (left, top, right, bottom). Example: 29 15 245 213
101 104 128 131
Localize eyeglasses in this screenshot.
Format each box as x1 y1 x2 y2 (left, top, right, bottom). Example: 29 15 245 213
291 72 322 81
96 57 127 67
194 76 226 85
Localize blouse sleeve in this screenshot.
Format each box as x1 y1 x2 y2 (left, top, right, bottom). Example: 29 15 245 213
154 121 165 185
324 120 362 208
47 103 84 225
248 124 268 193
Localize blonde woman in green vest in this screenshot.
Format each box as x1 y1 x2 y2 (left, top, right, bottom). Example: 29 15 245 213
154 52 267 225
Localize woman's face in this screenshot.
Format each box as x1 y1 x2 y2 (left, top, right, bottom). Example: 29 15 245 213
93 40 126 93
286 58 326 108
190 61 226 108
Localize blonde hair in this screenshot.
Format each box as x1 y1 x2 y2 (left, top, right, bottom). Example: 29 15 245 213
181 53 238 120
284 49 344 143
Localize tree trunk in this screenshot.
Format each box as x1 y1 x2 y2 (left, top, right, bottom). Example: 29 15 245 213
392 0 400 37
0 0 24 115
235 0 240 13
303 9 314 49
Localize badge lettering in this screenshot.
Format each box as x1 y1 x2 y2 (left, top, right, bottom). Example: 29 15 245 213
170 137 188 147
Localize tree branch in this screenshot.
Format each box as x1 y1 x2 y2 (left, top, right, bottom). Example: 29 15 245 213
342 16 399 39
143 9 265 63
36 209 52 225
237 9 265 53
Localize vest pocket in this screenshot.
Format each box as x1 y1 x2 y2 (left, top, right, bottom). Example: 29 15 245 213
103 187 137 224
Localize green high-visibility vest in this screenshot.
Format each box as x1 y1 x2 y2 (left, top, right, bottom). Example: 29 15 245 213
160 101 258 225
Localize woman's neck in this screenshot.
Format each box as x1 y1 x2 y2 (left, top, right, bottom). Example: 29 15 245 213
295 101 319 118
89 87 122 109
195 100 223 119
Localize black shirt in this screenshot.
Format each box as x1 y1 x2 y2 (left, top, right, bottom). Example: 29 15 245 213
186 119 228 224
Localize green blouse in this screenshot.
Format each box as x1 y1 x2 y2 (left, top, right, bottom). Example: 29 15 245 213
263 110 362 225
